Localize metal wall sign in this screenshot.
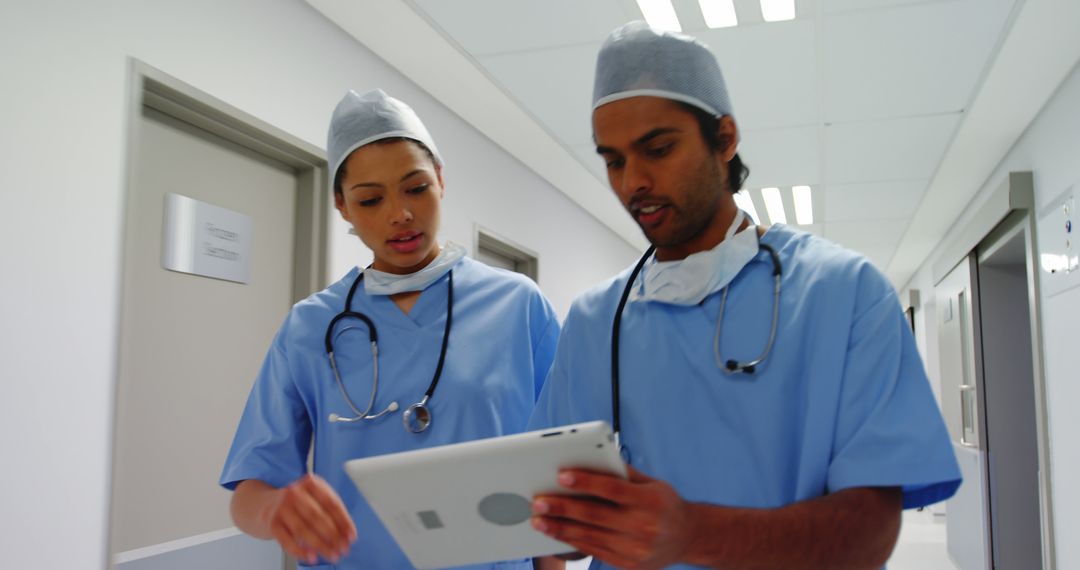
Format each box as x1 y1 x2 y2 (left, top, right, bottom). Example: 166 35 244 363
161 192 253 284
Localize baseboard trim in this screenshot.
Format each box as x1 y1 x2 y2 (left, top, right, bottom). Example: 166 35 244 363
114 527 244 564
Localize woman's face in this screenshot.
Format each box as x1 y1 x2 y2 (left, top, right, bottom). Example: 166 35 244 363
335 140 444 275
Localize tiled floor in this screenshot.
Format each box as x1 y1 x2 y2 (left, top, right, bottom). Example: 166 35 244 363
888 508 957 570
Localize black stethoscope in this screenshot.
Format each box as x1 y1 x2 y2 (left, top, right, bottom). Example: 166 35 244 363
324 270 453 433
610 230 782 463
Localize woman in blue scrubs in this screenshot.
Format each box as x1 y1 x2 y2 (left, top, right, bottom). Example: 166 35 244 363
220 89 561 569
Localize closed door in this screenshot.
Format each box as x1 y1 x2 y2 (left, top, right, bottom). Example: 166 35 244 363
937 255 992 570
110 104 298 560
937 255 982 449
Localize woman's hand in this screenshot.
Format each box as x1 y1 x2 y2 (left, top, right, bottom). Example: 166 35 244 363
234 475 356 561
258 475 357 564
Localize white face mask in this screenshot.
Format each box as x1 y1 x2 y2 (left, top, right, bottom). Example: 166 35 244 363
362 242 466 296
632 210 758 306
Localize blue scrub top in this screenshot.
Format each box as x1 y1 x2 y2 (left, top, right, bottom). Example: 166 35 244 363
529 225 961 570
221 257 560 569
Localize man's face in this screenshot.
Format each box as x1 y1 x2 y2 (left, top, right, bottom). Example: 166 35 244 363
593 97 740 261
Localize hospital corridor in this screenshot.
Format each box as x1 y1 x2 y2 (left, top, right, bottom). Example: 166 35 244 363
2 0 1079 569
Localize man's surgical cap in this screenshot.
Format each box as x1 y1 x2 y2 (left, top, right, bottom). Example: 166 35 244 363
593 21 735 120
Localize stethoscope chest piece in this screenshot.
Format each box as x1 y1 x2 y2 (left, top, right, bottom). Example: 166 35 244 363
403 396 433 433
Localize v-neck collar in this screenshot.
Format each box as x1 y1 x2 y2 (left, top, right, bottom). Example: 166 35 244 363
363 269 454 331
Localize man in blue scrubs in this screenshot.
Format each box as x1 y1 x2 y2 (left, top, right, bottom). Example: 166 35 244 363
528 22 961 569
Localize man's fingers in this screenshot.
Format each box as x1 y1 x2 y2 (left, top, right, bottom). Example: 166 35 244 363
625 464 656 484
556 469 636 504
533 495 624 531
534 515 612 546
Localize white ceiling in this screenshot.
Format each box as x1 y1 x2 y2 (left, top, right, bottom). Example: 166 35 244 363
308 0 1080 288
409 0 1016 270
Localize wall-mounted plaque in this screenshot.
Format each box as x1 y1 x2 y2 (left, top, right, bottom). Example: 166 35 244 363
161 192 252 284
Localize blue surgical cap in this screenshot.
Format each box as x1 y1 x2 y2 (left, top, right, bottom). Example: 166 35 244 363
593 21 735 120
327 89 444 190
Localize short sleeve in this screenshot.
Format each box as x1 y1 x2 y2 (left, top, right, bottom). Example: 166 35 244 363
827 285 961 509
219 322 312 491
531 299 561 401
529 300 589 432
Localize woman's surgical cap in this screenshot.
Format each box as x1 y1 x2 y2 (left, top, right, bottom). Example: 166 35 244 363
327 89 444 189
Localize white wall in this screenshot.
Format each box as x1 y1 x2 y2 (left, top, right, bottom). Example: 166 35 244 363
901 59 1080 567
0 1 638 567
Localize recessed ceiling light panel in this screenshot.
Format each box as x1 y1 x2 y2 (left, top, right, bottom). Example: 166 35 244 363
762 187 787 224
636 0 683 32
760 0 795 22
793 185 813 225
699 0 738 28
734 190 760 224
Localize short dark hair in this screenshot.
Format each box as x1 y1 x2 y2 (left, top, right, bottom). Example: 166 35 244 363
333 137 438 196
676 102 749 194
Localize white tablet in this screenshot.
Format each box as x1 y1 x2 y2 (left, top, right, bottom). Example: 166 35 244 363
343 420 626 569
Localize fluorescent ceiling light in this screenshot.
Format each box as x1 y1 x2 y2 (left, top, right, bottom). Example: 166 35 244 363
761 187 787 224
699 0 738 28
637 0 682 32
733 190 760 224
792 185 813 225
760 0 795 22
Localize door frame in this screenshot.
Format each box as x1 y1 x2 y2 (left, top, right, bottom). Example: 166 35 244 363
978 202 1057 570
932 172 1056 569
107 59 329 568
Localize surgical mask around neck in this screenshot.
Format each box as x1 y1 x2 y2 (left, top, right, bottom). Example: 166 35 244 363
632 210 758 306
363 242 466 296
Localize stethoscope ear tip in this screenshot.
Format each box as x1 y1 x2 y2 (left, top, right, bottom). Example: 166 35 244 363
328 413 340 423
387 401 400 412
